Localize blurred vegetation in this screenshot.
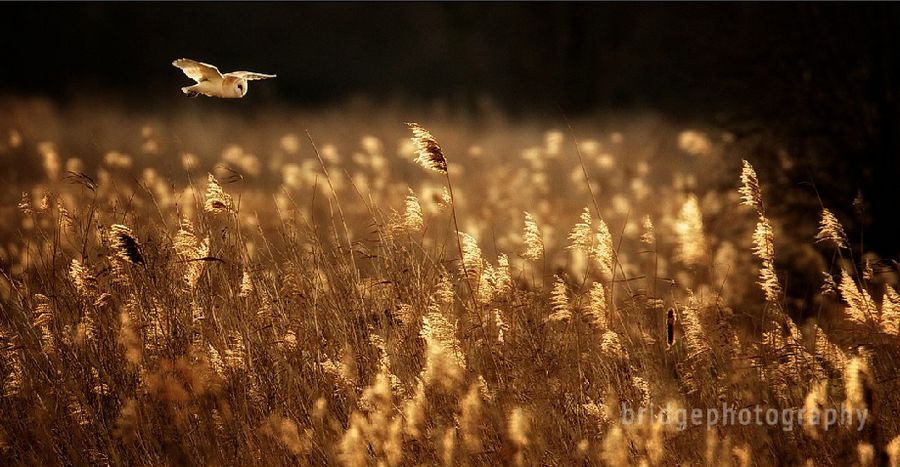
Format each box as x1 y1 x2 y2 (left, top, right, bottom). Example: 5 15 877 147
2 4 896 260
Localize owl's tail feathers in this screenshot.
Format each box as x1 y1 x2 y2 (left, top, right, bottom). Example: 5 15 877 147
181 86 200 97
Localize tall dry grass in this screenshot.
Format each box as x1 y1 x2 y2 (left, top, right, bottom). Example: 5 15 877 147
2 98 900 465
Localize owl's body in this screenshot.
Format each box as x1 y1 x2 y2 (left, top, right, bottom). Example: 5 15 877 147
173 58 275 98
180 74 248 99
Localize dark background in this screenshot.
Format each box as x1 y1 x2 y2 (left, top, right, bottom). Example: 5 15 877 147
2 2 900 258
0 3 892 114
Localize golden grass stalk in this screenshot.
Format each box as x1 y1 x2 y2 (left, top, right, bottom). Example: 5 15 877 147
435 274 455 307
204 173 234 214
31 293 52 328
738 161 791 318
109 224 145 265
632 375 651 407
495 254 512 296
548 275 572 322
738 159 762 210
492 308 509 343
477 262 497 304
592 217 614 277
174 219 210 289
881 285 900 334
407 122 448 174
756 260 783 307
815 208 848 249
206 344 227 379
751 216 776 262
600 330 627 359
839 268 876 324
2 350 25 398
223 331 247 371
521 211 544 260
32 294 56 355
587 282 608 330
814 326 848 372
421 305 466 386
680 292 710 359
458 232 483 283
568 207 613 276
401 189 424 233
368 333 403 396
406 123 472 309
582 400 610 426
69 259 97 298
567 207 593 254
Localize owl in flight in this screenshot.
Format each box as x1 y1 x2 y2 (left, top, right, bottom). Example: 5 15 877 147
173 58 276 98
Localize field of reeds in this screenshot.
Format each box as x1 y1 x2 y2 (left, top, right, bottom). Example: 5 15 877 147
2 97 900 466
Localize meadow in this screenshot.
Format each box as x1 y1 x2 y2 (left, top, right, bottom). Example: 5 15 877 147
1 97 898 466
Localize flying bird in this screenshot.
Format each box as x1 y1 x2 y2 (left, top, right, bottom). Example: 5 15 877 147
172 58 276 98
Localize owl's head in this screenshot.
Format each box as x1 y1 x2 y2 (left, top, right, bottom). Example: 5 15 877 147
233 78 248 97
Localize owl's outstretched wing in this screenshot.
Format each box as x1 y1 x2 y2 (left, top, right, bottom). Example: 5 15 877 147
172 58 223 83
226 71 277 81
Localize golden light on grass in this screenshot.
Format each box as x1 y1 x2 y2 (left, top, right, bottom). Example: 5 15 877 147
204 173 234 214
521 211 544 260
547 275 572 322
109 224 145 265
587 282 608 329
1 103 897 466
816 208 849 249
675 194 706 266
407 122 448 174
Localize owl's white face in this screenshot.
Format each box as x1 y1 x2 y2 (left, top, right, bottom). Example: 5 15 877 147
233 78 248 97
219 76 249 98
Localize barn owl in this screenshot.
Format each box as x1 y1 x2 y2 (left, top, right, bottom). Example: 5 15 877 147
172 58 276 98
